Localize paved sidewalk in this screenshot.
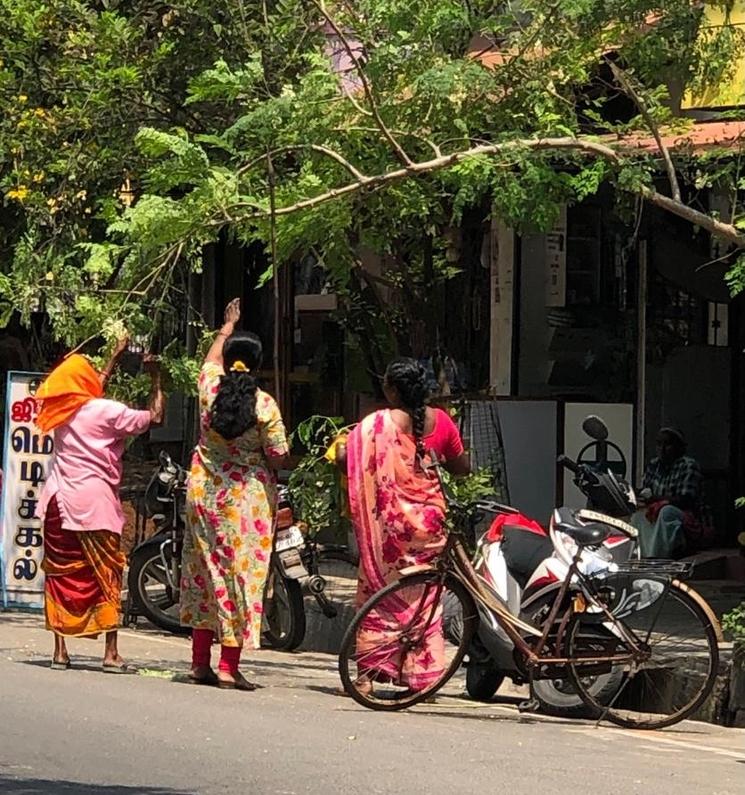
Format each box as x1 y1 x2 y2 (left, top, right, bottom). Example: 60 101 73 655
1 613 743 760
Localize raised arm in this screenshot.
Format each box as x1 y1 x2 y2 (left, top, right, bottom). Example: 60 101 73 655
143 355 165 426
205 298 241 367
99 335 129 388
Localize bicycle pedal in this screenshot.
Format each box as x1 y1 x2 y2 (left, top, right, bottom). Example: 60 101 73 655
517 698 541 714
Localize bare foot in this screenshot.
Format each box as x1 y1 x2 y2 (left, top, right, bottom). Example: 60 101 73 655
336 678 373 697
53 635 70 668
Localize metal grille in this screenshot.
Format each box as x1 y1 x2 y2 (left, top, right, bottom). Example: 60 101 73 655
457 400 510 503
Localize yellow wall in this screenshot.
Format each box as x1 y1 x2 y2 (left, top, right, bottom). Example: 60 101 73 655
681 2 745 109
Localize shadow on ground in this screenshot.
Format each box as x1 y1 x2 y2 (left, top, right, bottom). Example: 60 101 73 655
0 776 190 794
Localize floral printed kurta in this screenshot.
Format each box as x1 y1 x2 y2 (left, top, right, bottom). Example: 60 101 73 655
180 363 289 648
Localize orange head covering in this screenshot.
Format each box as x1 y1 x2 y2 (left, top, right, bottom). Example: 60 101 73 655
35 353 103 433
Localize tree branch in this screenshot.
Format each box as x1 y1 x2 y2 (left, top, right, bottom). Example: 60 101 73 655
233 137 622 215
228 136 745 248
309 0 414 167
238 143 367 181
642 188 744 247
341 126 442 157
607 59 682 203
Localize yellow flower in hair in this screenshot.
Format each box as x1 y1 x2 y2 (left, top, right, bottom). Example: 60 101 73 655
230 360 249 373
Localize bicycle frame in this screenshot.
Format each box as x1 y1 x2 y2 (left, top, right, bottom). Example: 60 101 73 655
425 456 649 675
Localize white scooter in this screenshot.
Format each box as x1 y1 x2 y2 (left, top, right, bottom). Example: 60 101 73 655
463 416 639 716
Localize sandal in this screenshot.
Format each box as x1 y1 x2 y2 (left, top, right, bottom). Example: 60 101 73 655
102 662 138 675
188 669 218 686
50 659 71 671
217 673 258 692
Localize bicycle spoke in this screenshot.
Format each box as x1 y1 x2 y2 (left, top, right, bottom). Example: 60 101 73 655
569 581 718 729
339 572 476 710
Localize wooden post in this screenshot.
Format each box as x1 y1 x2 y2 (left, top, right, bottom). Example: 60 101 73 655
489 217 515 395
267 151 283 412
635 240 648 485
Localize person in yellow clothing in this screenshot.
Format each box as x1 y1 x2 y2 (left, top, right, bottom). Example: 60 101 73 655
180 299 290 691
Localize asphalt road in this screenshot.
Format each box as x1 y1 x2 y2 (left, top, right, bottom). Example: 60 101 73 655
0 616 743 795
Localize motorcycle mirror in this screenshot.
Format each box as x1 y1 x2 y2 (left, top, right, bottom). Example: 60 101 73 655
158 450 172 467
582 415 609 441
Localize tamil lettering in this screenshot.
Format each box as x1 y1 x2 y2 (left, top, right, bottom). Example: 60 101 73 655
17 492 38 521
1 371 51 608
10 397 38 424
14 527 43 549
20 460 45 488
11 426 53 456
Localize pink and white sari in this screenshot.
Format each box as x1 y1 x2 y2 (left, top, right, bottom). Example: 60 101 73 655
347 409 447 690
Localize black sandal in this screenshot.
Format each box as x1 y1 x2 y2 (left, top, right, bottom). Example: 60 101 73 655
188 669 219 686
217 675 258 692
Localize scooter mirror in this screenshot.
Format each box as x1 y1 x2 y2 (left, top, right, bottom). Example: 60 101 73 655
582 415 609 441
158 449 173 468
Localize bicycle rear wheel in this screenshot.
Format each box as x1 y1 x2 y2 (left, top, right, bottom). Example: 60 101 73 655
338 571 477 711
567 579 720 729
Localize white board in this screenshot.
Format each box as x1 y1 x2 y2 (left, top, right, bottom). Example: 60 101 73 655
0 372 54 609
497 400 558 525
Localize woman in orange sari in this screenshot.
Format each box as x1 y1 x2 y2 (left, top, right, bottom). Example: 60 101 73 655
339 358 469 695
36 341 164 671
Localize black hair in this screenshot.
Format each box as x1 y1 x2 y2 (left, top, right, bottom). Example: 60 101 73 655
210 332 263 440
385 357 430 459
658 427 686 455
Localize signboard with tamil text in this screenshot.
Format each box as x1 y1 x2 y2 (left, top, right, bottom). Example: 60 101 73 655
0 372 54 609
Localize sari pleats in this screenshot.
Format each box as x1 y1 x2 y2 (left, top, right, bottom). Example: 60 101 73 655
347 410 447 690
42 496 124 637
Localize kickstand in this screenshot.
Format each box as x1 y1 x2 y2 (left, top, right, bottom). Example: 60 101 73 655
518 670 540 714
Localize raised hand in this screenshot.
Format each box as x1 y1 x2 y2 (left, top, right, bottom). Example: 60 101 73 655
224 298 241 326
112 334 130 357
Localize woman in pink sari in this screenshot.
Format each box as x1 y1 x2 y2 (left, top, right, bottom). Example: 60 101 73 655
339 358 468 695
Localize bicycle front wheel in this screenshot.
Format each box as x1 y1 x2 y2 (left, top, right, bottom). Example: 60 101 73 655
567 579 720 729
338 571 477 711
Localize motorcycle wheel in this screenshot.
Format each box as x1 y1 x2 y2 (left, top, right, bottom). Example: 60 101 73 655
128 538 187 635
465 662 505 702
533 669 624 718
521 592 623 718
262 563 306 651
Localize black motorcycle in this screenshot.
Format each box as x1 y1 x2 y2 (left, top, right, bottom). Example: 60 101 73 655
126 452 358 651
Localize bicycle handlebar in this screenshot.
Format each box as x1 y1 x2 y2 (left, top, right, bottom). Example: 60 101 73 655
557 454 581 475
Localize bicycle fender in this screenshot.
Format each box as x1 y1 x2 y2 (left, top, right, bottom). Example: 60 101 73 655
672 579 724 643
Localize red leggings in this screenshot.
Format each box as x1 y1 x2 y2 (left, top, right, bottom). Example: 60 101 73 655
191 629 240 674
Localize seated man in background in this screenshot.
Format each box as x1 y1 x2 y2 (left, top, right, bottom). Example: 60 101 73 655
634 427 713 558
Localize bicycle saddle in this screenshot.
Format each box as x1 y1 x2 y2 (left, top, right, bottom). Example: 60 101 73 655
553 507 611 546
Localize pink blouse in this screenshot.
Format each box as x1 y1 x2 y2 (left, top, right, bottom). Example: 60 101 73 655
38 398 151 534
412 408 465 461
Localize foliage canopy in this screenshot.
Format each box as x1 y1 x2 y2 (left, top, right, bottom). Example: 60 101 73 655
2 0 745 380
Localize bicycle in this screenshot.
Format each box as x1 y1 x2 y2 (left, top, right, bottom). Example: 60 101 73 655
338 451 721 730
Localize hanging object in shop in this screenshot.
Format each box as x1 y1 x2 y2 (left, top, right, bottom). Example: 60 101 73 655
545 205 567 307
708 303 729 347
0 372 54 609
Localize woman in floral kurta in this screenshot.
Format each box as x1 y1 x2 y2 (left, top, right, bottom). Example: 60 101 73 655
180 299 289 691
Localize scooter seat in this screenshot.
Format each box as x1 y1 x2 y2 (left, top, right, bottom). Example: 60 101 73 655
554 507 611 547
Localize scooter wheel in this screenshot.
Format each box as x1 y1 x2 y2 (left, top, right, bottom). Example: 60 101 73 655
465 662 505 702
